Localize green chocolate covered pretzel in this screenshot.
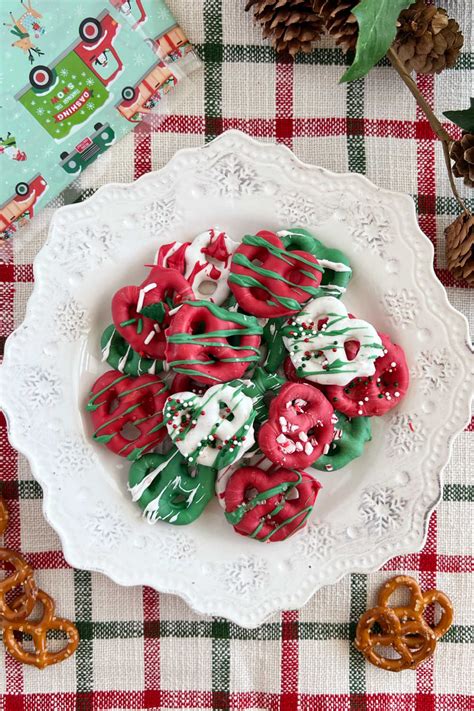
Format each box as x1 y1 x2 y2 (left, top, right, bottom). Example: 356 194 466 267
128 447 216 525
101 324 163 377
278 227 352 298
262 317 287 372
235 367 286 424
312 412 372 472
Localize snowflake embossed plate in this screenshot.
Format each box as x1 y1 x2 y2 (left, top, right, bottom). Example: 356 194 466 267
1 130 472 627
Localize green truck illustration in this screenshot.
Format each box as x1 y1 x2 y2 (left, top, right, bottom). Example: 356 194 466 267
14 11 123 142
59 122 115 174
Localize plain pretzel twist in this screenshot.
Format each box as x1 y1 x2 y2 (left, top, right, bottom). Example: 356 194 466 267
2 589 79 669
0 548 37 622
0 496 80 669
355 575 454 672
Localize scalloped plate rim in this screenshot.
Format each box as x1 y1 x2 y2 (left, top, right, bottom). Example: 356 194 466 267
0 129 472 627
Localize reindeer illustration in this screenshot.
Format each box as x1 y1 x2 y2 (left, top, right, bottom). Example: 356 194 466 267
3 1 45 64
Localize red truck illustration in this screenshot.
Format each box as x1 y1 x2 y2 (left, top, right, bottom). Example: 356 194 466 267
115 25 192 123
154 25 191 62
74 12 123 85
116 62 177 122
0 174 48 240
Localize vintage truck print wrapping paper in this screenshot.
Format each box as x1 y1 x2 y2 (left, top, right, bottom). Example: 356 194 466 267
0 0 199 242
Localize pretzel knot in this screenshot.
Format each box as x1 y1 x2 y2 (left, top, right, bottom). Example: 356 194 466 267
0 549 37 622
355 575 454 672
0 497 8 536
378 575 454 643
355 606 437 672
2 589 79 670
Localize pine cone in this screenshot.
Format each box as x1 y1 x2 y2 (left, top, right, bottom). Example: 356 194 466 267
445 212 474 286
245 0 325 56
312 0 359 53
450 133 474 188
393 0 464 75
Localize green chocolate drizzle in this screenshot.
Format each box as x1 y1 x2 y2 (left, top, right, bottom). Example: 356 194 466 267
86 374 129 412
167 301 263 378
87 373 168 459
249 506 313 542
232 253 323 298
225 469 315 542
238 234 324 272
164 382 256 470
228 233 325 311
225 473 302 525
229 273 308 311
278 227 352 298
283 309 384 380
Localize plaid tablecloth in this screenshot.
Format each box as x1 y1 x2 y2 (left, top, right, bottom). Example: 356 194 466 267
0 1 473 709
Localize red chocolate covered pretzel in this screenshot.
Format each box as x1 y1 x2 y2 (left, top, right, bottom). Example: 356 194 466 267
258 382 335 468
224 466 321 542
112 266 194 360
165 300 263 384
87 371 169 460
325 333 409 417
228 230 323 317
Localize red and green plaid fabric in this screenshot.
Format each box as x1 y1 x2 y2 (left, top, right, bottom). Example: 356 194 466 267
0 1 473 709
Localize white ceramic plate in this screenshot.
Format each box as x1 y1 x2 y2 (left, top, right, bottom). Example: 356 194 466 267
1 131 472 627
